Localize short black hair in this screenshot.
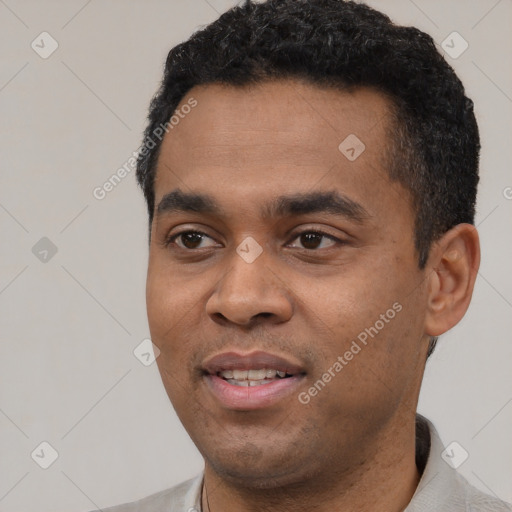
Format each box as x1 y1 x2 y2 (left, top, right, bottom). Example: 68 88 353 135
136 0 480 270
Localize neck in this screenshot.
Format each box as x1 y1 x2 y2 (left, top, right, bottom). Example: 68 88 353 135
202 413 421 512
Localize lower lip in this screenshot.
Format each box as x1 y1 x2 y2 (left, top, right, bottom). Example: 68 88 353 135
204 374 305 410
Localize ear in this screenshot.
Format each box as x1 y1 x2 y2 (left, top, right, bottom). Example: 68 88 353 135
424 223 480 337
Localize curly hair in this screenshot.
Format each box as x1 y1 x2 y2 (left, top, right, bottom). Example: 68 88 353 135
136 0 479 267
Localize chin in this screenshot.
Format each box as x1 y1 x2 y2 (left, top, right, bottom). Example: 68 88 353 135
213 462 312 490
205 441 318 490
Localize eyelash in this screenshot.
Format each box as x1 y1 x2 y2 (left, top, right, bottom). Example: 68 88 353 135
164 229 343 251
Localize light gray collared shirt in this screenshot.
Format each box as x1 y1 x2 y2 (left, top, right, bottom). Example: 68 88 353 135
93 415 511 511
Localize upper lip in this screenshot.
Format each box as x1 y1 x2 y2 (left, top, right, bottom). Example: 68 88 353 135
202 350 306 375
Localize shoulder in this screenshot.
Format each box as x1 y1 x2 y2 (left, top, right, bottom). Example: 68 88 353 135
456 473 512 512
88 473 203 512
407 415 511 512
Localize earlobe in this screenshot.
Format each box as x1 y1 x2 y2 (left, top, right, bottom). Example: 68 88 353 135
424 224 480 337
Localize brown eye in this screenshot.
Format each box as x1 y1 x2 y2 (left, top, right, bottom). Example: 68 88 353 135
289 231 338 250
168 231 218 250
180 233 204 249
300 233 323 249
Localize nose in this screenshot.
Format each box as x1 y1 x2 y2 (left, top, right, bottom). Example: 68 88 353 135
205 248 293 327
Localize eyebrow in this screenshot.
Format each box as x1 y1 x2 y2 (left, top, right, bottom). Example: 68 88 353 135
156 189 369 223
156 189 222 216
267 191 369 222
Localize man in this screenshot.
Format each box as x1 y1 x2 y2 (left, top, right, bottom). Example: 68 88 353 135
93 0 511 510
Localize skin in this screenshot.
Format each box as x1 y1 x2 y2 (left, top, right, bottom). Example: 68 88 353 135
145 79 480 512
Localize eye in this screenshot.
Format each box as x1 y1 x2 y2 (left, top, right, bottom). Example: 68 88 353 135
288 231 339 250
166 230 218 250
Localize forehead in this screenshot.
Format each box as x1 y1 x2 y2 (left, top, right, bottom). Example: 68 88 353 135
153 79 399 213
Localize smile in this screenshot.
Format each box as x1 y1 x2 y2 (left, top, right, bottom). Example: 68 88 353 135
202 351 306 410
218 368 295 387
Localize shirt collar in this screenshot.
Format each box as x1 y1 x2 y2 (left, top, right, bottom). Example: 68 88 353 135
405 413 467 511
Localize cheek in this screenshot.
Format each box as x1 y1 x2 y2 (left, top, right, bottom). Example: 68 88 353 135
298 260 424 386
293 266 401 338
146 260 202 359
147 251 201 317
148 267 201 408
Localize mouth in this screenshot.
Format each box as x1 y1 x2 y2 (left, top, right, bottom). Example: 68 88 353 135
202 351 306 410
216 368 296 387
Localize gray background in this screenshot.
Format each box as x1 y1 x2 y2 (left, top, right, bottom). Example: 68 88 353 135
0 0 510 510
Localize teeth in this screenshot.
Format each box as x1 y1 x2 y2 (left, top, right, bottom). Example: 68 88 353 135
227 379 249 387
226 379 274 387
218 368 289 381
249 380 271 386
248 369 267 380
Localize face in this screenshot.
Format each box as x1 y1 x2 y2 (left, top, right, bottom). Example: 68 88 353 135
146 80 431 488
